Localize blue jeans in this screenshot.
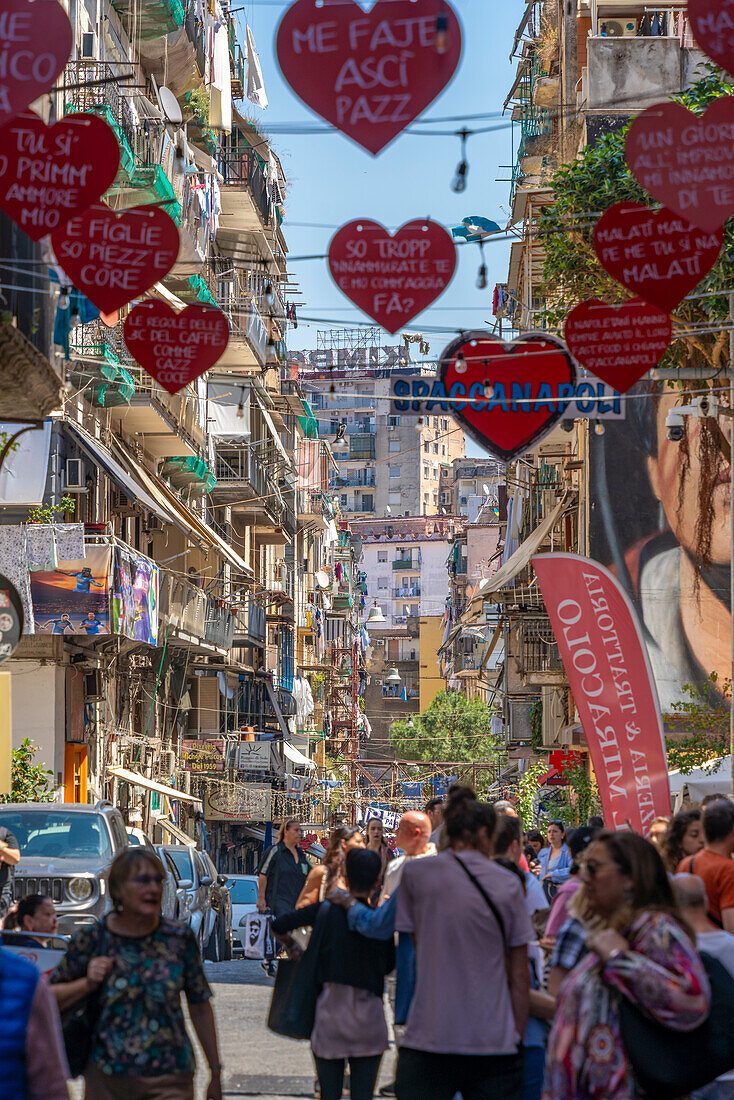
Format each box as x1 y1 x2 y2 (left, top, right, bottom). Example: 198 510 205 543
522 1045 546 1100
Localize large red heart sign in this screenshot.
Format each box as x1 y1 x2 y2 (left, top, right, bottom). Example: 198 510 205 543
688 0 734 79
593 203 723 312
436 332 577 462
328 219 456 333
626 99 734 232
123 302 230 394
0 0 73 127
564 299 672 394
276 0 462 155
0 112 120 240
51 203 180 313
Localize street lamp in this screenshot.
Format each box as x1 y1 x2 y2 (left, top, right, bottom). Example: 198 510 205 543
385 667 402 686
366 602 386 625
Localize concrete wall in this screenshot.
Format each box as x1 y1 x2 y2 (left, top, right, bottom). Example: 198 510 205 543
419 542 451 618
10 660 65 786
586 39 708 111
419 616 444 712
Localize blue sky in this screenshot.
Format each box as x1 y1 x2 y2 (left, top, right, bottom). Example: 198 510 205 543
233 0 523 455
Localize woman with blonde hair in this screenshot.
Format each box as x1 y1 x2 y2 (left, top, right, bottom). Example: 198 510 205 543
297 825 365 908
542 831 709 1100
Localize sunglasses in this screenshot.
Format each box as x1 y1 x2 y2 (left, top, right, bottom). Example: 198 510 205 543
130 873 164 886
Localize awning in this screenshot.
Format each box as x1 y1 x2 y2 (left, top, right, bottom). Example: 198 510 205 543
511 1 534 57
157 815 196 845
108 766 203 809
243 825 266 842
254 391 294 470
283 741 316 770
264 679 291 740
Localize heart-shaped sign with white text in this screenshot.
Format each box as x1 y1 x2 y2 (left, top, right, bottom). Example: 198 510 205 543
436 331 577 462
0 0 73 127
564 299 672 393
276 0 462 154
328 218 456 333
0 112 120 239
51 203 180 314
687 0 734 79
123 301 230 394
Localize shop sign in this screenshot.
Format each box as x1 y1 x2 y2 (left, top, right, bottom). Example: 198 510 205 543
204 783 271 821
182 738 226 774
0 0 73 127
50 202 180 313
328 218 456 333
625 99 734 232
236 741 272 772
564 299 672 394
276 0 462 154
123 301 230 394
593 202 723 312
365 805 400 830
0 112 120 240
532 553 670 834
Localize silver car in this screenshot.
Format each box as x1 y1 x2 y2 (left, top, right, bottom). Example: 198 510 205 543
163 844 216 951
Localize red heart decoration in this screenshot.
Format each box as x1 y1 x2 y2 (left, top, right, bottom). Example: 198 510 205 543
51 203 180 314
593 203 723 312
0 0 73 127
0 112 120 240
276 0 462 155
626 99 734 232
123 302 230 394
564 299 672 394
328 219 456 333
687 0 734 79
437 331 577 462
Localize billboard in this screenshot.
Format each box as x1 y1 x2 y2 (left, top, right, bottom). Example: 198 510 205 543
111 548 159 646
204 783 271 821
31 547 111 635
182 739 226 773
589 381 730 715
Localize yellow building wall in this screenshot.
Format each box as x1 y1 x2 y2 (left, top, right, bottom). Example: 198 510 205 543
419 616 445 713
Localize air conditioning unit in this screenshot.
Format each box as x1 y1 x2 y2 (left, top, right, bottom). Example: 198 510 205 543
80 31 97 58
64 458 87 492
600 19 637 36
163 750 176 773
622 19 638 36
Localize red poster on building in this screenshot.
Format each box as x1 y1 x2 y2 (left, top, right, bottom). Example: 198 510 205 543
532 553 670 834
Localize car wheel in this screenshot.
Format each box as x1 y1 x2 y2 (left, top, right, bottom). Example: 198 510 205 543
204 919 221 962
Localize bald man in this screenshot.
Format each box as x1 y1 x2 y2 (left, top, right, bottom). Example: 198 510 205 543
674 873 734 1099
382 811 435 902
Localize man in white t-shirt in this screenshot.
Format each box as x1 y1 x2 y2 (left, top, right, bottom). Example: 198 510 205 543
674 873 734 1099
382 811 436 901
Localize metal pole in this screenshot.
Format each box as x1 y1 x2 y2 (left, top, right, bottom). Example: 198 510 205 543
729 294 734 795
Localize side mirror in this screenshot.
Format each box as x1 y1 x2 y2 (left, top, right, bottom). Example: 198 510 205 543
200 874 213 887
217 874 227 887
178 878 193 889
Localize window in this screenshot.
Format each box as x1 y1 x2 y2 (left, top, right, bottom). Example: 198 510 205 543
423 442 429 453
423 465 429 479
340 494 347 506
389 465 400 479
388 415 401 427
460 496 468 506
442 419 449 431
433 493 438 504
442 446 446 456
388 491 401 507
378 577 388 590
0 810 114 860
377 550 388 562
433 417 439 427
389 439 401 454
432 443 438 454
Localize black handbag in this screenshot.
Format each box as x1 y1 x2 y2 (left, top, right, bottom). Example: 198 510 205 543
267 905 328 1041
61 920 109 1078
618 952 734 1099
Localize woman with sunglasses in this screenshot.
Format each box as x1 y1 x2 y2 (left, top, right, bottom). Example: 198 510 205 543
51 848 223 1099
537 821 572 904
542 831 709 1100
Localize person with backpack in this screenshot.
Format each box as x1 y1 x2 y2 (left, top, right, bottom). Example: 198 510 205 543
675 799 734 931
543 831 710 1100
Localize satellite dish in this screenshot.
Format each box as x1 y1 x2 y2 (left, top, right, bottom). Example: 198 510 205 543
482 484 490 495
158 85 183 125
316 570 330 588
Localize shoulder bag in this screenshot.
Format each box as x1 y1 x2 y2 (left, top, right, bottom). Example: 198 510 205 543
267 902 329 1041
61 919 110 1079
451 853 507 951
618 951 734 1098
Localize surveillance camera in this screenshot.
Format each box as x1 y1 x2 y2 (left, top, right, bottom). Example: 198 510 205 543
665 410 685 442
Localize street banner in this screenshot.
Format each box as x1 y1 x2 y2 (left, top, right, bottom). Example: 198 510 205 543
328 219 456 333
532 552 670 834
365 805 400 830
687 0 734 79
123 301 230 394
0 112 120 240
276 0 462 155
564 299 672 394
593 203 723 312
111 547 159 646
625 99 734 232
0 0 73 127
31 546 111 636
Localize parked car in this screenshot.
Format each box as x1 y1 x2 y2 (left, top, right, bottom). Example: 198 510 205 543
163 845 232 959
154 844 187 922
0 801 130 935
127 828 156 851
226 874 259 955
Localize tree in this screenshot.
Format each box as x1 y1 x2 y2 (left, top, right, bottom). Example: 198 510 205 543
665 676 731 775
0 738 56 803
390 690 506 785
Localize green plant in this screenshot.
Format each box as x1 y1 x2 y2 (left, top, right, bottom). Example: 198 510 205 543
0 738 55 803
186 89 210 124
529 698 543 753
665 675 731 774
547 759 603 828
516 761 547 828
27 496 75 524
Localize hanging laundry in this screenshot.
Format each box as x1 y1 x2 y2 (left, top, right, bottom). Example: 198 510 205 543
26 524 57 572
246 23 268 109
54 523 85 563
0 526 35 632
208 14 232 134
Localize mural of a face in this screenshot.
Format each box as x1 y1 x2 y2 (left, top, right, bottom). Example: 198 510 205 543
248 917 262 946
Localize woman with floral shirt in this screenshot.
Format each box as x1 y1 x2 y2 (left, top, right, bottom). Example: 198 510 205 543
51 848 222 1099
543 831 710 1100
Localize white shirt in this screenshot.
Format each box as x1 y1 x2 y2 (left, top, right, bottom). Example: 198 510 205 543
381 842 437 901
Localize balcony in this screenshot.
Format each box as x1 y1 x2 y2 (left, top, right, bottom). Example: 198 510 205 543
110 0 185 39
512 617 565 686
233 595 267 646
298 489 329 532
393 587 421 599
67 361 135 409
160 456 216 497
212 444 291 541
217 146 273 233
218 295 268 369
582 35 707 112
392 559 417 571
105 362 204 458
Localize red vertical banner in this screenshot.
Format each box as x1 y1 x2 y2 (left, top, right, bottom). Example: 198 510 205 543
532 553 670 833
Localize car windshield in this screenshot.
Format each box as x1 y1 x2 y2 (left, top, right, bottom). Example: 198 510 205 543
227 879 257 904
0 811 112 860
167 849 194 880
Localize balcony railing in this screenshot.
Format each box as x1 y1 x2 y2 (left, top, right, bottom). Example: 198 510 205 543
233 595 266 646
393 587 421 599
217 146 273 225
392 559 417 571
